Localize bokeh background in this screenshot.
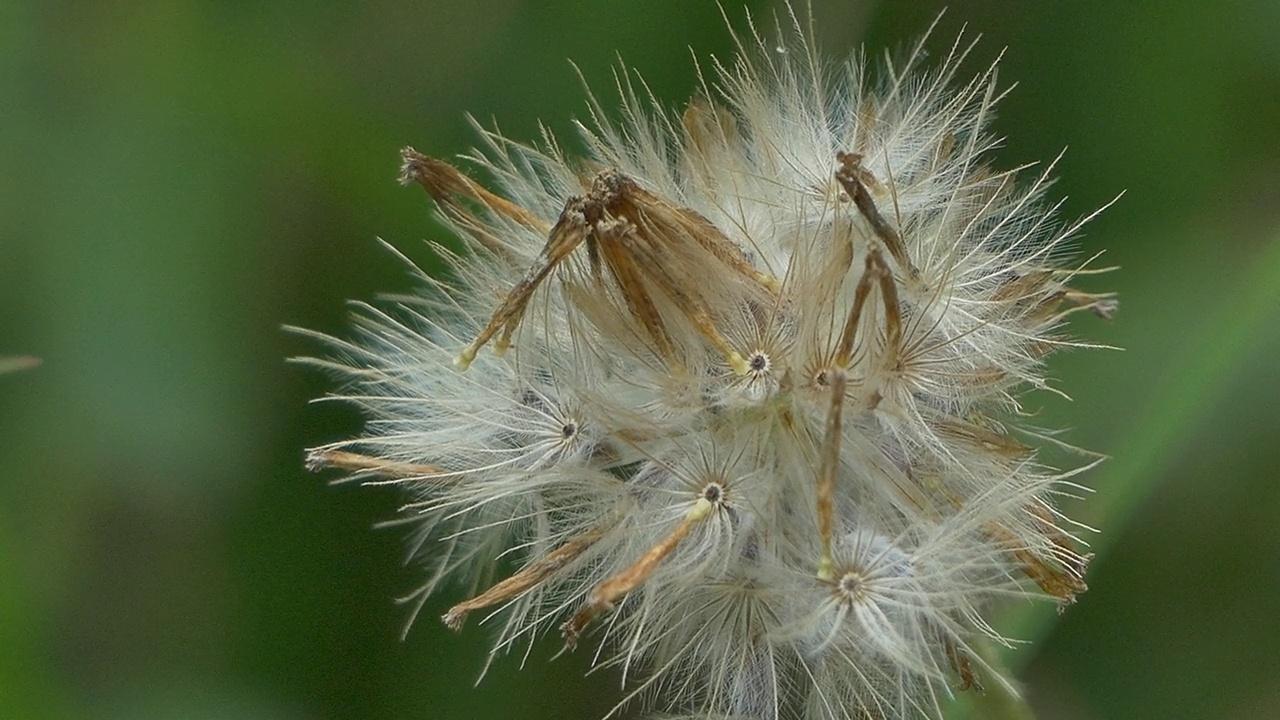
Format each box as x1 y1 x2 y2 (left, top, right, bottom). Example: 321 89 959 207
3 1 1279 718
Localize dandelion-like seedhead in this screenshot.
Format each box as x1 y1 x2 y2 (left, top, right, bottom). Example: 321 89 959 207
299 7 1115 719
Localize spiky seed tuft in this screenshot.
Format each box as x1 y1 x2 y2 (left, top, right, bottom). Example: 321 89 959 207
300 7 1115 719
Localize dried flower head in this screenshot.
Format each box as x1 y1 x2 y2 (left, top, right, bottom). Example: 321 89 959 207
299 7 1115 720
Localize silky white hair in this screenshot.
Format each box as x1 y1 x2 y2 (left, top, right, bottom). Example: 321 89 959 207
298 5 1114 719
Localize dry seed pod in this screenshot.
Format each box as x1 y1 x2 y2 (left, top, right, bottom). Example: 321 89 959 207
300 6 1115 719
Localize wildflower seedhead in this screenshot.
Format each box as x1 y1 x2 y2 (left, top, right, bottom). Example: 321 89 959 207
301 8 1115 720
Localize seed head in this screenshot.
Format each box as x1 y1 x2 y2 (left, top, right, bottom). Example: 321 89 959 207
300 7 1115 720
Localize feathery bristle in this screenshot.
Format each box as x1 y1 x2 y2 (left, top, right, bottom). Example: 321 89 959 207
300 7 1114 719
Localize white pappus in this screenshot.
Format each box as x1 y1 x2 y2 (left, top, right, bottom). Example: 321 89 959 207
297 6 1116 720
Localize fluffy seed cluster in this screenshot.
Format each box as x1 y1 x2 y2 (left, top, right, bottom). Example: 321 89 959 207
301 10 1115 720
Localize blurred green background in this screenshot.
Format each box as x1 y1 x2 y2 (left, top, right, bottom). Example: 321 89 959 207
3 1 1279 718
